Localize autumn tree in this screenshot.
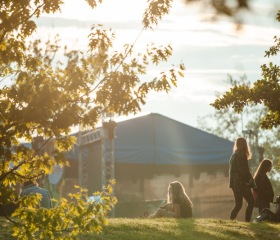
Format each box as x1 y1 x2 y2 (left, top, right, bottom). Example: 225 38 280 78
0 0 184 239
211 10 280 129
211 11 280 171
185 0 278 19
186 0 250 17
198 75 280 171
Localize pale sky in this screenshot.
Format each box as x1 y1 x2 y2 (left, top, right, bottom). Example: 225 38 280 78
39 0 280 128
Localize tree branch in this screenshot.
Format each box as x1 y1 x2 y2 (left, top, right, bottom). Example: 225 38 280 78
0 3 45 44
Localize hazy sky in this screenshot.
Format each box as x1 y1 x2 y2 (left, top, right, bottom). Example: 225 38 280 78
39 0 280 127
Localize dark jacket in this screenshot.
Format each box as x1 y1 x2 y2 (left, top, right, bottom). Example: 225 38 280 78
229 150 256 189
254 174 274 203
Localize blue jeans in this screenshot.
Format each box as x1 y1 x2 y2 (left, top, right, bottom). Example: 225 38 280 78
230 186 254 222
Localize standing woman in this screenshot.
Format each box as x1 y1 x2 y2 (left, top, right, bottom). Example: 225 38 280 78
253 159 274 213
148 181 193 218
229 137 256 222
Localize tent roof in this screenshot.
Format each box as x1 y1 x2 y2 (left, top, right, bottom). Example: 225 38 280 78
114 113 233 165
67 113 233 166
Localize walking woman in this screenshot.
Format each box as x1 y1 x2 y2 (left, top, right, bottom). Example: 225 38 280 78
148 181 193 218
229 137 256 222
253 159 274 213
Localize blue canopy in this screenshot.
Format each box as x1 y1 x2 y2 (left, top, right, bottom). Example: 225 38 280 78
114 113 233 165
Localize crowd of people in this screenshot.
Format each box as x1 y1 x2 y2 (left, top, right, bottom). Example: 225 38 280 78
228 137 279 223
1 136 279 224
147 137 279 223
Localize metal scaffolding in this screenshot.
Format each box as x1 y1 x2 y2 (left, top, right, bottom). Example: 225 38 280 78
77 117 117 216
78 127 116 186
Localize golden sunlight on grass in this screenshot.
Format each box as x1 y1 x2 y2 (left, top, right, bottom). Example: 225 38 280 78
1 217 280 240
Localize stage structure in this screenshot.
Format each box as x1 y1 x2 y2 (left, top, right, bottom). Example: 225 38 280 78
64 113 237 219
77 115 117 215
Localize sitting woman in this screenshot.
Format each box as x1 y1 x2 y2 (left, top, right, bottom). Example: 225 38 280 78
148 181 193 218
254 195 280 223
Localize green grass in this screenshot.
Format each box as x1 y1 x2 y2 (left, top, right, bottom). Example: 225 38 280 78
1 217 280 240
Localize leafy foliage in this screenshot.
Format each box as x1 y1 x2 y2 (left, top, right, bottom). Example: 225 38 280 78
11 182 117 240
0 0 185 239
198 75 280 173
211 10 280 130
199 75 264 140
184 0 260 28
185 0 279 23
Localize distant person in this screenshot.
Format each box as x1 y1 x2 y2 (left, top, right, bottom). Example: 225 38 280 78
253 195 280 223
148 181 193 218
20 180 52 209
229 137 256 222
253 159 274 213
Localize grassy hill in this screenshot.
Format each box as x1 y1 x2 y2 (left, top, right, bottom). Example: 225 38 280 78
1 217 280 240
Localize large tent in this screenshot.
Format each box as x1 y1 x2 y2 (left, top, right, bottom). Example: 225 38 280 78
65 113 234 190
114 113 233 166
66 113 233 171
64 113 235 218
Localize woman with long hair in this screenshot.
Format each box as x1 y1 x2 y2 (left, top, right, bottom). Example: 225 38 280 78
229 137 256 222
253 159 274 213
148 181 193 218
